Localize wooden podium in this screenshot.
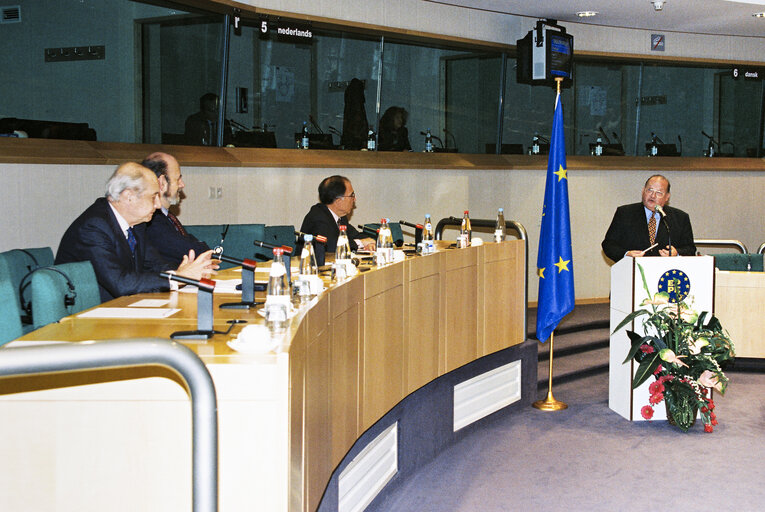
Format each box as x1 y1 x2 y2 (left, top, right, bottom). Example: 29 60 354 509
608 255 715 421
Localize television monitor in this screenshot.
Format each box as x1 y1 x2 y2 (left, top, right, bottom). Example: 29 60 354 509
516 21 573 88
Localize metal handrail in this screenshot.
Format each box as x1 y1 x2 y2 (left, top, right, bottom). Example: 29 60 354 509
694 239 748 254
0 339 218 512
434 216 528 337
759 242 765 255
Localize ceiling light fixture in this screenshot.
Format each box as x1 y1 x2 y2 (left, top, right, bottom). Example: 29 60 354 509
753 12 765 17
576 11 598 17
651 1 666 11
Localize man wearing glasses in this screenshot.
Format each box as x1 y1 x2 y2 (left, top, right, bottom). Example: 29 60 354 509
602 174 696 262
297 175 376 265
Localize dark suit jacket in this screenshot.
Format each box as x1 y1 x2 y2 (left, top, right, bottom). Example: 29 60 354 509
55 197 173 302
146 210 209 266
297 203 364 266
602 202 696 263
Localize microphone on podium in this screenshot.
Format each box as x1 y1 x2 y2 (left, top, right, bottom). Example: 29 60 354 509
654 205 673 256
160 272 216 339
399 220 424 245
294 230 327 245
254 240 294 255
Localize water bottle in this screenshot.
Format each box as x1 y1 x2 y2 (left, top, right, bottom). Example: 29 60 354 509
420 214 434 254
494 208 506 243
594 136 604 156
532 132 540 155
265 247 290 335
459 210 472 248
334 225 353 279
298 234 319 303
301 121 310 149
425 129 433 153
367 127 376 151
376 218 394 266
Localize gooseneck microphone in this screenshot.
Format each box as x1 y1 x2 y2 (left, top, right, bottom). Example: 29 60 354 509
161 272 216 293
254 240 294 255
654 205 673 256
398 220 424 230
294 231 327 245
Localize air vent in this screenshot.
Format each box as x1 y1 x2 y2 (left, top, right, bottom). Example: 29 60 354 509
453 360 522 431
1 6 21 24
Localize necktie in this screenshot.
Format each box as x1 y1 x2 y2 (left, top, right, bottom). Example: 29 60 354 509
648 213 657 245
167 211 188 236
126 227 137 255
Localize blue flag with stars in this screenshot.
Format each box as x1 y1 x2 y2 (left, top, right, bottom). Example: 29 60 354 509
536 92 575 343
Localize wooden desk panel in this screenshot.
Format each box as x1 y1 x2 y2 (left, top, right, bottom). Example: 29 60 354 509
714 270 765 358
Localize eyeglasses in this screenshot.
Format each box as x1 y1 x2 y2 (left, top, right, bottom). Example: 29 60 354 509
340 192 356 199
645 188 666 198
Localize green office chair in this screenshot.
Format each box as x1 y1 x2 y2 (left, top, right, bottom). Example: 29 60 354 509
362 222 405 247
27 261 101 329
0 278 23 346
0 247 55 330
259 225 297 260
185 223 266 269
714 253 764 272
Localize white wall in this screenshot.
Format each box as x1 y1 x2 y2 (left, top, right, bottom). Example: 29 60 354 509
2 163 762 301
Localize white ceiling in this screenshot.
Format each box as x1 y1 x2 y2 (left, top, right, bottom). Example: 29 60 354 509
426 0 765 38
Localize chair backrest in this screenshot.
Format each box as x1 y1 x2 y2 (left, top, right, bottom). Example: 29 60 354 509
0 278 23 346
258 225 297 260
185 224 266 269
0 247 55 321
363 222 404 247
714 253 764 272
29 261 101 329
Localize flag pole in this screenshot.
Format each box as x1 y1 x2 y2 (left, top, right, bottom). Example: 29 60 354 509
533 331 568 411
533 76 568 412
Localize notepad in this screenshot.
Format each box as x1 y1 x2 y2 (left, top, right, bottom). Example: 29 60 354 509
77 308 180 319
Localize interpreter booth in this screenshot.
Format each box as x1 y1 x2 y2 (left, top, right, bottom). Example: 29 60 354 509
608 256 715 421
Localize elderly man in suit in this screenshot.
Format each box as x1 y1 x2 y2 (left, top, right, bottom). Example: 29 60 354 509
142 152 210 265
602 174 696 263
297 175 375 266
56 162 215 302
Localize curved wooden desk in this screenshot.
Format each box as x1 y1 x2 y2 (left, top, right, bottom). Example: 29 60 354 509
0 241 526 511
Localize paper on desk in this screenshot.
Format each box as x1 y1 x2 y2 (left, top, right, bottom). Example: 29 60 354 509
77 307 180 319
178 279 242 294
128 299 170 307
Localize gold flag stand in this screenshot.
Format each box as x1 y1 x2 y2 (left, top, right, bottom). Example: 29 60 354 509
533 331 568 411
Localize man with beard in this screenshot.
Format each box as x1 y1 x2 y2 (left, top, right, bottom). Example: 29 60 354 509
142 152 210 265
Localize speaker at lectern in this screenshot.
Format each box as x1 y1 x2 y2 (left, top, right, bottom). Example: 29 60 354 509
608 255 715 421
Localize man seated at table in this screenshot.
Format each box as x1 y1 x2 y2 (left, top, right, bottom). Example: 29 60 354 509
142 152 209 265
297 175 375 265
56 162 216 302
602 174 696 263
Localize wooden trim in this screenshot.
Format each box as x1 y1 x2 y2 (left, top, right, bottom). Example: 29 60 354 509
528 297 610 308
2 138 763 171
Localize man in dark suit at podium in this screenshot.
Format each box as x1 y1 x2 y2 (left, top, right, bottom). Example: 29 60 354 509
142 152 209 265
297 175 375 265
602 174 696 263
56 162 215 302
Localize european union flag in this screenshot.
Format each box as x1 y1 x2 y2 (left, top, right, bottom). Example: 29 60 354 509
536 93 575 342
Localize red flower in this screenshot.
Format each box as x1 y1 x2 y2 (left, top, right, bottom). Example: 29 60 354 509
640 344 654 354
653 364 664 375
704 424 714 433
649 381 665 394
641 405 654 420
649 393 664 405
708 400 715 410
711 418 718 426
710 412 716 421
701 406 709 413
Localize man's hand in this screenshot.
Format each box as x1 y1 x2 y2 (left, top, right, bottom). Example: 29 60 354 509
626 250 646 258
176 249 219 280
658 245 678 257
360 237 376 252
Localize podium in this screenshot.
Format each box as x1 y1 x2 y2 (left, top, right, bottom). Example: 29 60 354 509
608 256 715 420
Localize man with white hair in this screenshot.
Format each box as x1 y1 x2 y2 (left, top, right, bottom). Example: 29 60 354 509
142 152 209 265
56 162 215 302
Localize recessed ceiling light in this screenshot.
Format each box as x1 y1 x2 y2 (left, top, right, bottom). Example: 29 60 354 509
576 11 598 17
651 1 666 11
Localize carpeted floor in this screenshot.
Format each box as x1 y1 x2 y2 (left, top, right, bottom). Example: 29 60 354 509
368 304 765 511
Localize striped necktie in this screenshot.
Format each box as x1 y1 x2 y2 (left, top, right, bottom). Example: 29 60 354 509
167 211 188 236
648 213 657 245
127 227 137 255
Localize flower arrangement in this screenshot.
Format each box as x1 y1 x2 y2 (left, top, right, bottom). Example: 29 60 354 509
613 264 735 432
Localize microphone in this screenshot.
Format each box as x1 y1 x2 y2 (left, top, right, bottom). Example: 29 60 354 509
598 126 611 144
612 132 622 145
358 224 379 237
254 240 294 255
419 131 444 148
160 272 216 293
654 205 673 256
293 230 327 245
308 114 323 134
443 128 457 149
677 135 683 156
399 220 424 230
228 119 249 131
